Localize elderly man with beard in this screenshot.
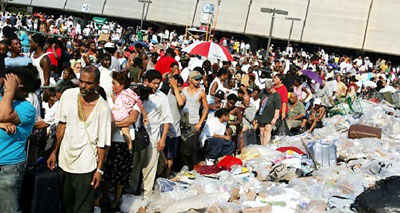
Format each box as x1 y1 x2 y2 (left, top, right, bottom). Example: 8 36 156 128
47 65 111 213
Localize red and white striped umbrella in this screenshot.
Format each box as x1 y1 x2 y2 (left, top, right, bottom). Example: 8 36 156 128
182 41 233 61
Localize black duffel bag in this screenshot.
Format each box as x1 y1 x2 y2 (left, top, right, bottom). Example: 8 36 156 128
353 176 400 212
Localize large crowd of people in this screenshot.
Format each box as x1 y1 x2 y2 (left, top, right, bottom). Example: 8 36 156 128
0 11 399 212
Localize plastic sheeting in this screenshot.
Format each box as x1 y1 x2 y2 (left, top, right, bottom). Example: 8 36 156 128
120 103 400 213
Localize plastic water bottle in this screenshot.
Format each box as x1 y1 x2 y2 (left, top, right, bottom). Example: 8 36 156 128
180 165 189 173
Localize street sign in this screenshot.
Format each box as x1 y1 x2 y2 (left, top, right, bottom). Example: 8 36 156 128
260 8 273 13
82 4 90 12
203 3 215 14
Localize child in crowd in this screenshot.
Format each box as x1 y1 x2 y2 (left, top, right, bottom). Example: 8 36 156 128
111 72 149 152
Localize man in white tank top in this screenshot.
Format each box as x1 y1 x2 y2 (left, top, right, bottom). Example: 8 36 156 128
30 34 51 86
182 71 209 132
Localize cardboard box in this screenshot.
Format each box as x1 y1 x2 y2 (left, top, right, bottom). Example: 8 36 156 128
242 205 272 213
97 33 110 42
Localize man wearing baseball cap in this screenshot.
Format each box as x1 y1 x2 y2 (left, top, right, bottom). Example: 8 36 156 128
182 71 209 132
104 42 121 72
300 98 325 133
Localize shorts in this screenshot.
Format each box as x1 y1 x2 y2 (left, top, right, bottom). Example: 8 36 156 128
308 121 323 129
259 123 271 128
164 137 179 159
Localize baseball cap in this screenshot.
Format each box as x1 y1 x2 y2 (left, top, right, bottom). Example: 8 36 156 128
189 71 202 80
265 80 274 90
215 90 225 99
104 42 115 48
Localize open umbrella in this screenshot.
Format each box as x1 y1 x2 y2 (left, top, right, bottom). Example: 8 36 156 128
301 69 323 85
154 56 178 75
182 41 233 61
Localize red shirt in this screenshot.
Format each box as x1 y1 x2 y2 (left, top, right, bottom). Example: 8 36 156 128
275 84 289 113
46 48 62 68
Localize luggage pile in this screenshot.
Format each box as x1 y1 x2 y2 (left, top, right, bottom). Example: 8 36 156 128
120 103 400 213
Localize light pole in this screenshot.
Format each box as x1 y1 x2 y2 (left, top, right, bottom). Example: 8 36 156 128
285 17 301 48
191 0 200 27
211 0 221 40
1 0 12 14
261 7 288 59
139 0 152 30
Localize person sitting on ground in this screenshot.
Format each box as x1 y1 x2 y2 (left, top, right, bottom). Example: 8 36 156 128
335 74 347 100
200 108 235 165
208 90 225 119
208 68 229 104
224 94 243 138
314 81 334 109
240 94 257 149
286 93 306 131
300 98 325 133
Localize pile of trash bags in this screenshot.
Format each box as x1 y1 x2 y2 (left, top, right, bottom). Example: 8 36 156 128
121 100 400 213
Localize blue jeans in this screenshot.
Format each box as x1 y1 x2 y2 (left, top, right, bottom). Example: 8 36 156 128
0 162 25 213
206 138 235 160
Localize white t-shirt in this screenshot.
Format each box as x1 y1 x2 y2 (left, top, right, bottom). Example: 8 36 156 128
199 117 226 148
242 64 250 73
26 93 41 117
55 88 112 173
181 67 191 82
99 66 114 98
166 91 181 138
43 101 58 126
250 98 261 111
144 91 174 147
380 85 397 93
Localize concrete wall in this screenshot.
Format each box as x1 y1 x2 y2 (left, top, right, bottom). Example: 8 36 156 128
9 0 31 5
103 0 143 19
65 0 105 14
302 0 370 49
10 0 400 55
30 0 66 9
246 0 307 42
363 0 400 55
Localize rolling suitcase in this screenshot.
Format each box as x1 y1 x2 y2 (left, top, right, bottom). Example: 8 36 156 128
20 165 63 213
348 124 382 139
